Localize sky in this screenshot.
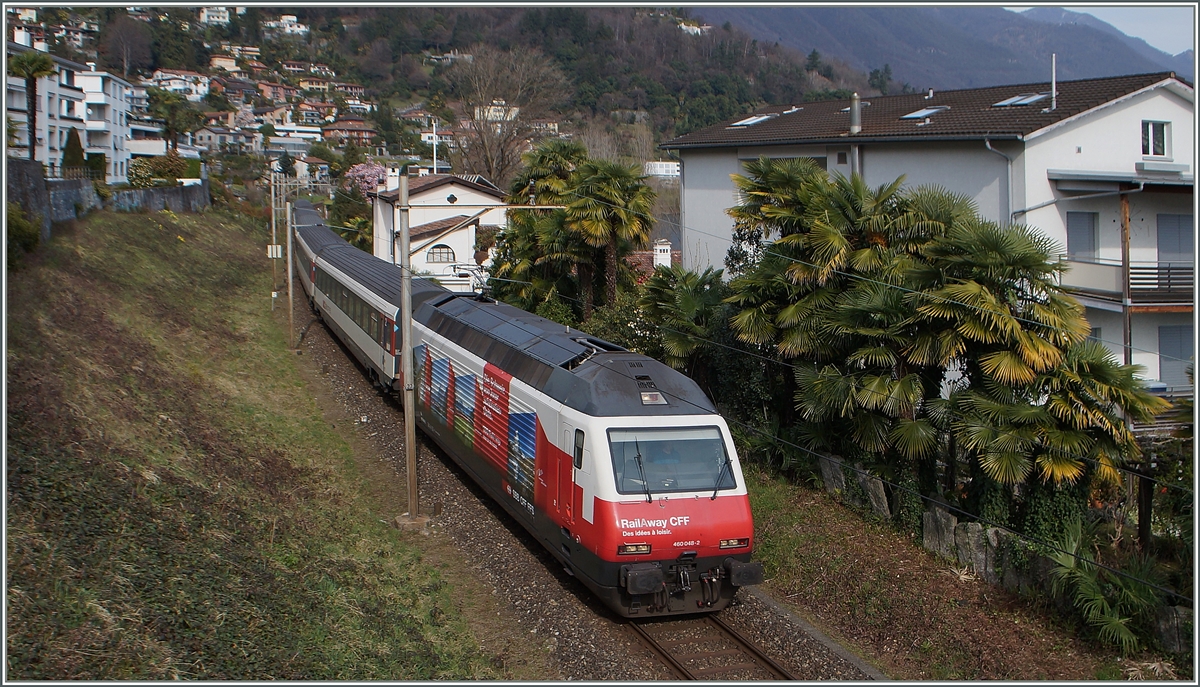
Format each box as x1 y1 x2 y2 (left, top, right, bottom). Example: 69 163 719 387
1005 5 1196 55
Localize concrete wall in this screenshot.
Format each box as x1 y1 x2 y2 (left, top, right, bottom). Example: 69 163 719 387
863 141 1009 222
6 158 52 242
108 180 211 213
678 148 743 271
46 178 102 222
6 160 103 235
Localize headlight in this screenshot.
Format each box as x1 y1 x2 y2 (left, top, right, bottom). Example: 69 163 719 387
719 538 750 549
617 543 651 555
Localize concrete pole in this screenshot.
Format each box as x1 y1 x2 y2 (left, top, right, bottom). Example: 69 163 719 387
398 174 419 520
286 200 294 350
270 170 277 295
1121 192 1132 367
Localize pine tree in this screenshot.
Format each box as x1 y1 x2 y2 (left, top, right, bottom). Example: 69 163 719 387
61 128 85 170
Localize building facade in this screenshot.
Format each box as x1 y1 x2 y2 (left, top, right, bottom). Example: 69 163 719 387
79 65 133 184
662 72 1194 393
5 42 87 176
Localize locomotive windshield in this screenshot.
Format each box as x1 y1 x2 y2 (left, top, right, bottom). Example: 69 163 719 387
609 427 736 496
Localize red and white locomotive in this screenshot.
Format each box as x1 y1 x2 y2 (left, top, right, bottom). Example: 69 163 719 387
292 201 764 616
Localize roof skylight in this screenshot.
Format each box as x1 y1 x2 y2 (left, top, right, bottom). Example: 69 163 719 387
900 105 949 120
992 92 1051 107
728 113 778 127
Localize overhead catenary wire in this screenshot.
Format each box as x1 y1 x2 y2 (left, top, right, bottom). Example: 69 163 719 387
392 272 1195 606
487 273 1194 499
615 194 1195 367
291 203 1194 608
497 195 1194 494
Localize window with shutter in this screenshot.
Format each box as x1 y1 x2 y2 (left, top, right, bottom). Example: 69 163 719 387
1066 212 1098 259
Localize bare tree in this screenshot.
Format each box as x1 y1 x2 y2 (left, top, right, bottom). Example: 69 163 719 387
446 44 569 188
99 15 151 78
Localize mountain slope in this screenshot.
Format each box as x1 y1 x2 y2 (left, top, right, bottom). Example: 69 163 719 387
692 6 1184 90
1019 7 1194 80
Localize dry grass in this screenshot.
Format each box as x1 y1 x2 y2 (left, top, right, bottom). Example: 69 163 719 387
5 209 504 679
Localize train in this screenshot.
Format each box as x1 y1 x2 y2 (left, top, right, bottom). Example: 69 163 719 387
289 200 764 617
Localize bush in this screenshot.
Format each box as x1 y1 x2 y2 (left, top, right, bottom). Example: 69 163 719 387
61 127 85 168
577 290 663 358
184 158 202 179
152 149 188 180
7 202 40 268
128 158 155 188
92 179 113 201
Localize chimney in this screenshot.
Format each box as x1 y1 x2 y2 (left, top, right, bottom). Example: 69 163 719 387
925 88 934 100
86 61 96 71
850 92 861 135
653 239 672 269
1051 53 1057 111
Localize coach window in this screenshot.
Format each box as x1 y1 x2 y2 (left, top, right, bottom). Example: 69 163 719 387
427 244 455 263
573 429 585 469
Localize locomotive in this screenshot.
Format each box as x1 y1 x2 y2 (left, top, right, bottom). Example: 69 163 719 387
290 200 764 617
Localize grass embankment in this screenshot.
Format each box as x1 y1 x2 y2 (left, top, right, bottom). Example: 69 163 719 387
6 208 502 679
745 467 1146 681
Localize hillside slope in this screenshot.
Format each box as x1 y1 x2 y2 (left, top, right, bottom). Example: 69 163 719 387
693 6 1184 89
4 208 507 679
1020 7 1194 80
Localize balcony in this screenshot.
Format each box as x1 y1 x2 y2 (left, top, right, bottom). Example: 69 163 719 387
85 119 110 131
1062 258 1194 305
128 139 167 156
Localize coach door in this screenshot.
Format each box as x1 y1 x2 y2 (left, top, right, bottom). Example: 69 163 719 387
559 422 582 525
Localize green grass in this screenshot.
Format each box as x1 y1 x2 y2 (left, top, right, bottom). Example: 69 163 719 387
6 208 501 679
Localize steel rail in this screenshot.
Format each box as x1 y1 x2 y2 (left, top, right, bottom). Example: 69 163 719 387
627 614 797 680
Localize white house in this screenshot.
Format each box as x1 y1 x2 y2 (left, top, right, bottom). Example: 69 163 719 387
264 14 308 36
5 43 87 176
371 173 508 292
147 69 210 102
661 72 1194 394
198 7 230 25
126 82 166 158
79 64 133 184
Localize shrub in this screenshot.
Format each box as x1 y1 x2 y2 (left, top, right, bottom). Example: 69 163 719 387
128 158 155 188
61 127 85 168
6 202 40 268
577 290 663 358
152 149 188 180
92 179 112 201
184 158 202 179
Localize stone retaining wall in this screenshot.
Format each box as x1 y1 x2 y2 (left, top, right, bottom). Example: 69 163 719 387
47 178 102 223
6 159 52 242
817 453 1193 654
109 181 211 213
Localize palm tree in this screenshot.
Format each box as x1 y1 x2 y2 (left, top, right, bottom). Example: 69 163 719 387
566 160 656 310
147 87 203 150
638 264 726 370
491 139 592 311
7 51 55 161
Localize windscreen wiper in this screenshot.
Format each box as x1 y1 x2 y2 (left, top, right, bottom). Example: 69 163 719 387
711 455 731 500
634 438 652 503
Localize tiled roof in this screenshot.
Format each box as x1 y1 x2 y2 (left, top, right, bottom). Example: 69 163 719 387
411 215 471 239
374 174 506 201
662 72 1191 149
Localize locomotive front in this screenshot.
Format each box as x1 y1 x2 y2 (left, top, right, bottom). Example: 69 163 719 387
587 416 764 616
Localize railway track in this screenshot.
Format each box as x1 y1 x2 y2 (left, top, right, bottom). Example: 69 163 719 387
627 613 797 680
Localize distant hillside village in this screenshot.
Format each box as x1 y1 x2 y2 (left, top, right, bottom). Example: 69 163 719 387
5 5 1192 396
4 6 684 186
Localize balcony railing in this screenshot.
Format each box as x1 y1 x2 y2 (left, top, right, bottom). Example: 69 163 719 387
1062 258 1194 304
